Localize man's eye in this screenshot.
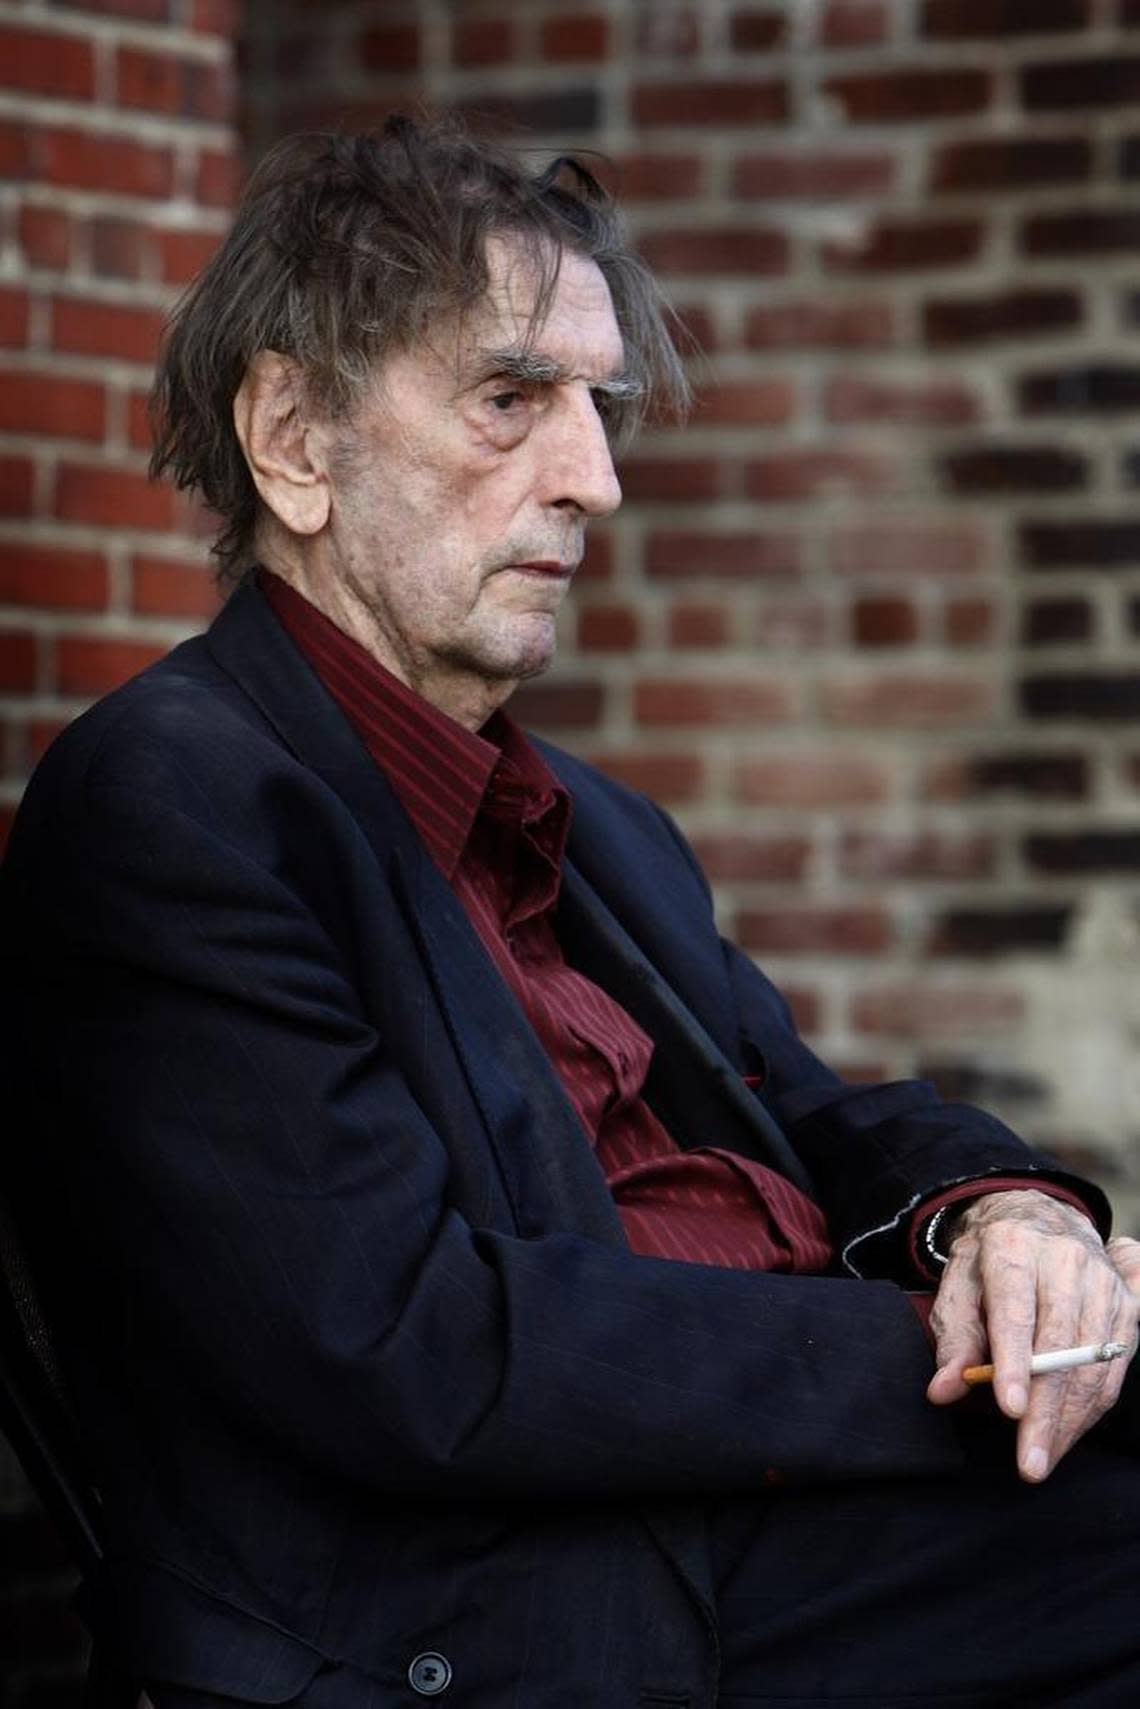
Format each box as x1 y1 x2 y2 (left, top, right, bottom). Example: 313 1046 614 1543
489 390 524 412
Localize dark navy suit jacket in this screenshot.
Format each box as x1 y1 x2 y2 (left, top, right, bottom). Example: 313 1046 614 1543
0 579 1105 1702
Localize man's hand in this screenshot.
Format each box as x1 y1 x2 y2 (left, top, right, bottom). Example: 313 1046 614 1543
927 1189 1138 1483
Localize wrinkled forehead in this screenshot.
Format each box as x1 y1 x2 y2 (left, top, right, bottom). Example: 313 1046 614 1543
457 232 625 374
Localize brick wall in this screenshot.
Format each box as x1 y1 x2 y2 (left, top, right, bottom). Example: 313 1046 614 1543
0 1 241 1696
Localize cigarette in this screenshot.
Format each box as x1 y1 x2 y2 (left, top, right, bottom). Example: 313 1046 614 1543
962 1340 1129 1387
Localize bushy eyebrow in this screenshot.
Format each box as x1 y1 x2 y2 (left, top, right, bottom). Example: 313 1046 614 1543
469 346 644 401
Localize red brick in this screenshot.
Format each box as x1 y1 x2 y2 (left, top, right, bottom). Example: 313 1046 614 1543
634 678 797 726
670 303 717 354
115 46 232 121
18 205 72 271
0 26 96 101
632 79 787 127
841 828 996 879
824 218 983 273
0 119 30 179
923 288 1081 347
735 752 892 807
729 10 786 50
853 596 920 646
0 545 108 611
820 3 890 46
946 596 998 645
577 604 638 651
667 603 731 648
129 389 153 452
693 379 796 427
608 154 703 200
783 986 822 1035
922 751 1088 802
0 631 38 692
0 457 35 517
157 226 222 284
509 679 603 729
851 983 1023 1038
192 0 238 33
541 14 608 59
0 370 105 441
52 297 164 365
745 299 894 349
0 288 29 349
1022 209 1140 259
640 227 788 276
359 24 421 71
91 216 151 281
737 905 891 956
37 126 175 197
1022 57 1140 110
923 0 1088 34
618 457 722 503
752 598 829 651
131 555 219 618
825 373 980 426
647 531 800 580
825 66 990 122
830 520 988 576
195 147 240 208
54 635 168 697
822 675 995 726
54 462 177 531
743 448 897 502
578 530 612 582
932 136 1090 193
689 833 810 883
588 750 705 803
26 715 71 764
733 151 895 199
452 18 514 67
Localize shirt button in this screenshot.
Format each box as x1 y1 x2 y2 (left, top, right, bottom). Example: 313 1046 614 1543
408 1652 452 1696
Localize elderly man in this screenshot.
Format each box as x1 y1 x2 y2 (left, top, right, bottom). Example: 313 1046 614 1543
3 117 1139 1707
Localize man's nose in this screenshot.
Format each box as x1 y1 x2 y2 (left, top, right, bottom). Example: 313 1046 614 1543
547 387 622 519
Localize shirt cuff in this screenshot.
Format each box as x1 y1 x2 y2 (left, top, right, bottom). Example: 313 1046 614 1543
908 1177 1097 1285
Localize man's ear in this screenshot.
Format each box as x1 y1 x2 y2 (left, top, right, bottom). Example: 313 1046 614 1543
232 350 331 537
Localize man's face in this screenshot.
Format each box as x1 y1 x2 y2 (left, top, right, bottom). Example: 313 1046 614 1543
319 235 628 718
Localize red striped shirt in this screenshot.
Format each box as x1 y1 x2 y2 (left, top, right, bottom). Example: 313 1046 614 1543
263 570 834 1274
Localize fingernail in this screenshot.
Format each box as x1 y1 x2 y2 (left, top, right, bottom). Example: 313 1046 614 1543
1022 1446 1048 1481
1004 1382 1027 1416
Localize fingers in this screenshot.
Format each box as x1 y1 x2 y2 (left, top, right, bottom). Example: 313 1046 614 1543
926 1230 988 1407
1107 1235 1140 1305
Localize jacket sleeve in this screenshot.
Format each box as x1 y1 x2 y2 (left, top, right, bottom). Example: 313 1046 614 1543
2 738 967 1504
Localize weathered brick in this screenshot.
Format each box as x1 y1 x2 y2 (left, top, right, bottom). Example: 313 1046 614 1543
540 13 608 59
945 596 997 647
508 678 603 728
1020 674 1140 719
578 531 612 582
632 79 787 127
820 3 890 47
852 983 1023 1038
1022 57 1140 110
824 218 983 273
0 545 108 611
922 751 1088 800
195 146 240 208
752 598 829 651
0 456 35 517
639 227 788 276
359 23 421 71
1024 830 1140 872
729 9 786 50
1021 598 1093 645
1020 518 1140 567
577 603 638 651
0 631 39 692
825 373 979 425
646 531 800 580
91 215 151 281
52 297 164 364
157 226 222 284
635 7 700 55
746 299 893 349
829 520 988 576
932 136 1090 193
667 603 731 648
733 150 895 199
458 89 600 134
737 905 890 956
841 827 996 879
0 370 105 441
853 596 920 647
693 379 796 427
942 446 1087 495
18 205 73 271
821 675 994 726
606 154 703 201
924 289 1081 347
743 448 897 502
825 67 990 123
1117 135 1140 178
37 126 175 197
923 0 1088 35
687 832 809 882
192 0 237 34
1022 209 1140 258
0 287 30 349
53 635 166 697
928 905 1073 956
588 750 706 803
451 18 514 67
734 752 892 807
115 46 233 121
634 677 796 726
131 554 219 618
0 25 96 101
618 458 722 503
1019 365 1140 414
53 462 177 531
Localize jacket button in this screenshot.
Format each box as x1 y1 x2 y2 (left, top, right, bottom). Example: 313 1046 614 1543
408 1652 452 1696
